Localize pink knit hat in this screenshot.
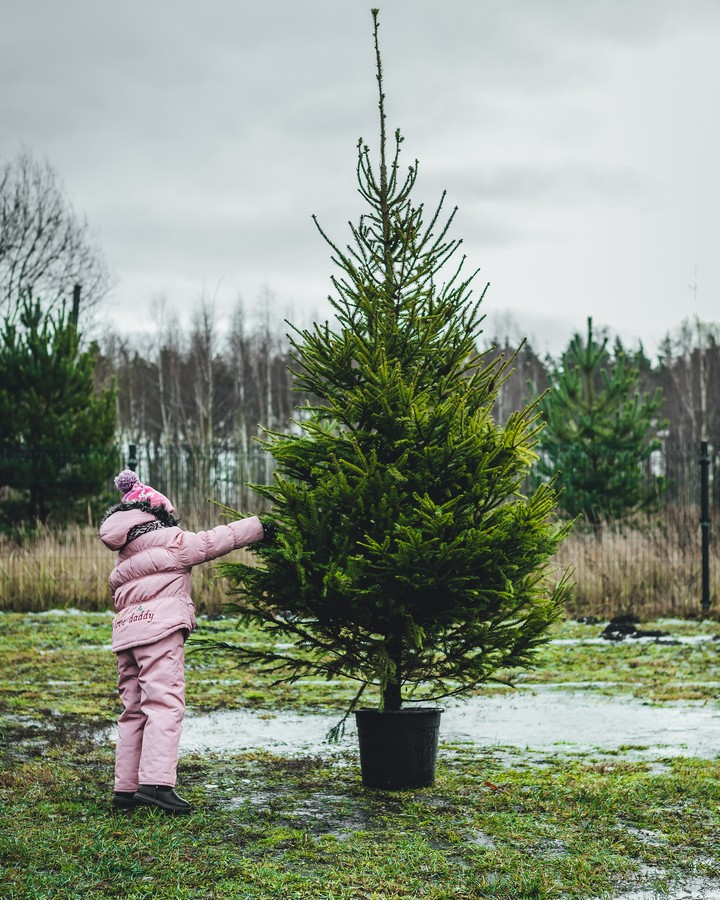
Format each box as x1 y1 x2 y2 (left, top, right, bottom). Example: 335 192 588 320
113 470 175 513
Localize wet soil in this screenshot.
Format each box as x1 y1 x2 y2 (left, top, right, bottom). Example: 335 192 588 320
0 712 108 763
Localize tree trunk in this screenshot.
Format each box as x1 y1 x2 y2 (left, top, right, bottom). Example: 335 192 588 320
382 632 403 711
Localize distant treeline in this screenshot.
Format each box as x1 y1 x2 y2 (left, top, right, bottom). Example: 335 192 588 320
96 296 720 459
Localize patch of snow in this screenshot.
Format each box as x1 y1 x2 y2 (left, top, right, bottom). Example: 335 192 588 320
467 831 497 849
534 681 623 688
29 608 115 617
625 827 667 847
612 879 720 899
551 636 717 646
552 638 615 645
34 608 87 616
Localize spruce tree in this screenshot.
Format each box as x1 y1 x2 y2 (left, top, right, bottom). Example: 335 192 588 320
217 10 571 717
0 292 117 525
537 317 665 529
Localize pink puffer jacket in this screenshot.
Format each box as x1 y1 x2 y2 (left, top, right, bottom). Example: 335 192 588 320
100 503 264 652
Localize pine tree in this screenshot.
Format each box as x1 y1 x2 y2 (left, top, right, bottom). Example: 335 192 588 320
216 10 571 717
537 317 665 529
0 291 117 525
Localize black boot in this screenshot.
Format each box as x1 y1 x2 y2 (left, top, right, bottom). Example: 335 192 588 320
133 784 192 815
112 791 139 812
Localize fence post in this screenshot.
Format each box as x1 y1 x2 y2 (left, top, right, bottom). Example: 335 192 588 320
71 284 81 327
128 444 137 473
700 440 710 614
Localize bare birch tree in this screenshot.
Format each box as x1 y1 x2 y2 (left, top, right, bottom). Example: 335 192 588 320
0 149 110 320
657 317 720 447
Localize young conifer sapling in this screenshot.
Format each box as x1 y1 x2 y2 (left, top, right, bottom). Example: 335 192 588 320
215 9 572 731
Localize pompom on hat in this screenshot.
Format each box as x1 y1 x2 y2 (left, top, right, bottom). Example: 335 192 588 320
113 469 175 513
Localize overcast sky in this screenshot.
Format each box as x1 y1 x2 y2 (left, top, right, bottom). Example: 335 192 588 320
2 0 719 356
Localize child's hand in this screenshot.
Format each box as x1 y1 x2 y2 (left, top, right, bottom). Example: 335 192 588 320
261 521 278 545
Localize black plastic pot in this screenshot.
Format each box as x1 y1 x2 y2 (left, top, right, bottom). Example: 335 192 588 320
354 707 443 790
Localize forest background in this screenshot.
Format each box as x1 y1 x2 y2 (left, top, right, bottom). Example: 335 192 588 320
100 289 718 476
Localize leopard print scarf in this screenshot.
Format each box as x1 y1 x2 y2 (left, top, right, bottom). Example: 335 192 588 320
125 519 169 545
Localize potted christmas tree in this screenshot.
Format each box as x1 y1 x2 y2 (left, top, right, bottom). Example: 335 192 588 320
216 9 571 789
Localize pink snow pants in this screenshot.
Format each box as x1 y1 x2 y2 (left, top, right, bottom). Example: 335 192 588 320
114 629 185 792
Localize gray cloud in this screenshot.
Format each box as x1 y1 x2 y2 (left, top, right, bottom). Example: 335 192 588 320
437 164 648 205
1 0 719 351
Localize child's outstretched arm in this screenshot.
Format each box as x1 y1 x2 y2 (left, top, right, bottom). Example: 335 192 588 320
177 516 266 567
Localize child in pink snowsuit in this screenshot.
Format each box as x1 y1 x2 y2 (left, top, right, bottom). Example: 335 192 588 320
100 470 269 814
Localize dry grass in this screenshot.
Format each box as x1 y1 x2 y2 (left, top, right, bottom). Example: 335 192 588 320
557 508 718 619
0 512 716 618
0 525 110 612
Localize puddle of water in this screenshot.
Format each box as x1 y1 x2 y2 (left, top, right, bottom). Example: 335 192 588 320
178 707 345 755
439 690 720 757
149 688 720 759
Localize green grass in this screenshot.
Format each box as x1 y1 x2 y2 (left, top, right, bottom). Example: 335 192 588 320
1 611 720 898
3 611 719 720
2 740 719 898
518 624 720 703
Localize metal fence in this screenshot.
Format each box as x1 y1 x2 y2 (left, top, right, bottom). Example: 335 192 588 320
121 442 276 519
